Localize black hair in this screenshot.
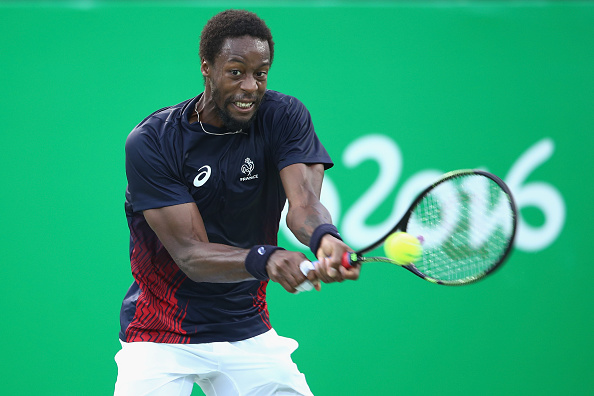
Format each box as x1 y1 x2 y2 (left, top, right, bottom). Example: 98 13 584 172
199 9 275 65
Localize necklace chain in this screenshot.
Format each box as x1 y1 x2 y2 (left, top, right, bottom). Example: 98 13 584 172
195 101 245 135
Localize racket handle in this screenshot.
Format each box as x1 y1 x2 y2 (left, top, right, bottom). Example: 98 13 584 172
295 261 315 293
341 251 355 269
295 253 357 293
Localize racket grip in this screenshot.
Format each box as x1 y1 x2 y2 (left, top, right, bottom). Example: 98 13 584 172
295 261 315 293
295 254 356 293
341 251 354 269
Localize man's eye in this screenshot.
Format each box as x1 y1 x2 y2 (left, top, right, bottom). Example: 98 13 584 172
230 70 241 76
256 71 267 78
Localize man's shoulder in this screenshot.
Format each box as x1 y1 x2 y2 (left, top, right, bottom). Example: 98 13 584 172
258 90 309 125
136 98 191 130
260 90 305 111
127 98 192 143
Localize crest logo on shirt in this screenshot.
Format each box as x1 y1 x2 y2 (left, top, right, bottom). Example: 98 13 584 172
193 165 211 187
240 158 258 182
241 158 254 176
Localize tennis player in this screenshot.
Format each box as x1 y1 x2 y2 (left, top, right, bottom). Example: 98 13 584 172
114 9 360 396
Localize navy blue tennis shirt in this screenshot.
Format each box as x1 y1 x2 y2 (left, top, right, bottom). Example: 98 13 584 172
120 90 333 344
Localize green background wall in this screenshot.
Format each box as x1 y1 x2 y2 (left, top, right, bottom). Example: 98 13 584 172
2 1 593 395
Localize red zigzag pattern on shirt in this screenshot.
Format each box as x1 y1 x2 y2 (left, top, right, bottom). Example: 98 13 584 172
125 228 190 344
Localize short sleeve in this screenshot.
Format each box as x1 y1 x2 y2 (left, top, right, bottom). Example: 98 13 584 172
125 126 194 213
269 96 333 171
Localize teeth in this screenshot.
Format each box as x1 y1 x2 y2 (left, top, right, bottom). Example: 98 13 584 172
235 102 253 109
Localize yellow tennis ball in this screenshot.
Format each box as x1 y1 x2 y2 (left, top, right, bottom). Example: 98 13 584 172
384 232 423 265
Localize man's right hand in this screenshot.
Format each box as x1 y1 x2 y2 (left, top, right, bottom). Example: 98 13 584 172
266 250 320 293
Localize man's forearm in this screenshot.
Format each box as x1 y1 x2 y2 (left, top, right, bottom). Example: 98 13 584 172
286 202 333 247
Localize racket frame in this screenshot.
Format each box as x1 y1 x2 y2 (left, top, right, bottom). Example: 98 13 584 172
343 169 518 286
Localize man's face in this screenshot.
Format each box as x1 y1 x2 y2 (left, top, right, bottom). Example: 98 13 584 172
205 36 271 131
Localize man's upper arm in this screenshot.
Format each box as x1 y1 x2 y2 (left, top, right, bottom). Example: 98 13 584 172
125 126 194 212
280 163 325 206
280 163 331 245
143 202 209 264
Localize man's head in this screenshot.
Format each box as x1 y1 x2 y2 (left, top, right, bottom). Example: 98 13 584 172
199 9 274 67
198 10 275 131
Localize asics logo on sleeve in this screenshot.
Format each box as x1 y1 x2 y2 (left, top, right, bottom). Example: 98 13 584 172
193 165 211 187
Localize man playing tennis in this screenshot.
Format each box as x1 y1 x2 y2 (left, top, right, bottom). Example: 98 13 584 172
114 9 360 396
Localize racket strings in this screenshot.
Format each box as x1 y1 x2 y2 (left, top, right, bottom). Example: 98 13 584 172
407 174 514 283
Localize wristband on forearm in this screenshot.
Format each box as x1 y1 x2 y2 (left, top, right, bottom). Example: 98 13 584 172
309 224 343 255
245 245 285 281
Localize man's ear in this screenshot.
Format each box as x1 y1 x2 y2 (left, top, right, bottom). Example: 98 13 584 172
201 59 210 78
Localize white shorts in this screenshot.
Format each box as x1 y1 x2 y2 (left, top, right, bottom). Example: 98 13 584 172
114 329 313 396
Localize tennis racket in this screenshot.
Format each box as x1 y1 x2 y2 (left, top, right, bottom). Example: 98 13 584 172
297 169 517 289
